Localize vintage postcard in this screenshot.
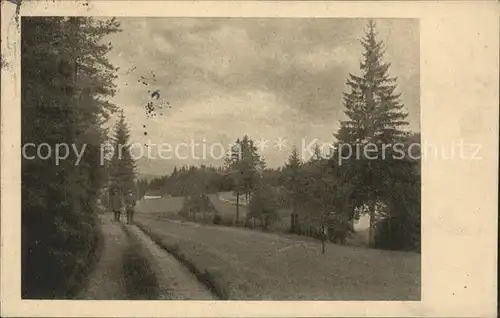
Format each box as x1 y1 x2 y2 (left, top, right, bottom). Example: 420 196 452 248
1 1 498 317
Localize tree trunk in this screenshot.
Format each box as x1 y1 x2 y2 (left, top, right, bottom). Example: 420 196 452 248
388 214 393 248
236 191 240 224
295 213 299 233
369 201 375 247
321 224 326 254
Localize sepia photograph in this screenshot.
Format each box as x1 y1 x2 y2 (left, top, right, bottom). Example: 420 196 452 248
1 1 497 317
19 15 421 301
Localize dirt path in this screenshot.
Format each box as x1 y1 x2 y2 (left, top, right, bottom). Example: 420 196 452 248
125 224 215 300
75 214 215 300
76 214 129 299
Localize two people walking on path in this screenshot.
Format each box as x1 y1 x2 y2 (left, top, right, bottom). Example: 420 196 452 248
111 189 137 224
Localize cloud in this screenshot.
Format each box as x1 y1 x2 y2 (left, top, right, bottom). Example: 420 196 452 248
151 34 174 53
105 18 420 175
295 45 359 72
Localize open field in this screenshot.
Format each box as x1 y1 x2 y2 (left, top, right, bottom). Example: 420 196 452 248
135 194 248 222
136 193 294 233
135 213 420 300
135 196 185 215
135 193 370 244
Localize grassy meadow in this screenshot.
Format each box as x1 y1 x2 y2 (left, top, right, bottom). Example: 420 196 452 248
135 212 420 300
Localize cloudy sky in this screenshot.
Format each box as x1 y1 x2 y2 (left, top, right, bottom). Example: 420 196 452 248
104 18 419 176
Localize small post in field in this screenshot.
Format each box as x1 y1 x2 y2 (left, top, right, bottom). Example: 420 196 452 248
321 224 326 254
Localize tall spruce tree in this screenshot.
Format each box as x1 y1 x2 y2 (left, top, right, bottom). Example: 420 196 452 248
284 146 302 233
334 20 409 247
337 20 408 145
109 110 136 196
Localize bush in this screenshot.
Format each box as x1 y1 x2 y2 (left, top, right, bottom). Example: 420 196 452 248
212 214 222 225
179 193 218 223
22 208 102 298
220 217 234 226
326 213 354 245
248 183 280 230
374 209 420 251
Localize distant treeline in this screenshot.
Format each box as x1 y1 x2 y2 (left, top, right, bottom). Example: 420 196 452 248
145 164 294 200
147 165 233 197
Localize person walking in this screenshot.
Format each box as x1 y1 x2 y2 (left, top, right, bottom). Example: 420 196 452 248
125 190 136 224
111 189 122 221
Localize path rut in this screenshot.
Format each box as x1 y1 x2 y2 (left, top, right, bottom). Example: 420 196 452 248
124 224 215 300
76 213 215 300
76 215 128 299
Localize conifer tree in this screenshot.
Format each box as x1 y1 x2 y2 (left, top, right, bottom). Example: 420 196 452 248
109 110 136 197
284 146 302 233
239 135 262 203
248 182 279 230
311 144 324 162
224 138 243 222
21 17 121 297
224 135 262 223
334 20 409 247
337 20 408 145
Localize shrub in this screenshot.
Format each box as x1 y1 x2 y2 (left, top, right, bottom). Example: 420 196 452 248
374 209 420 251
212 214 222 225
179 193 218 222
248 183 280 230
326 213 354 245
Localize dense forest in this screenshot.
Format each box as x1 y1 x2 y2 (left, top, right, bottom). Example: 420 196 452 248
21 17 122 298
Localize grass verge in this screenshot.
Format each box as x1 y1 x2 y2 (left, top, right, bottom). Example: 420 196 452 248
135 223 226 300
121 224 160 300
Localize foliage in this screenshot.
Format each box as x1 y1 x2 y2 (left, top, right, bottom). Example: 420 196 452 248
325 212 354 244
374 133 421 251
1 54 7 69
247 182 280 230
283 146 302 232
333 20 411 247
298 152 355 244
180 193 217 222
136 178 149 199
109 110 136 195
21 17 120 298
223 135 264 223
212 214 223 225
148 165 231 197
225 136 264 196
